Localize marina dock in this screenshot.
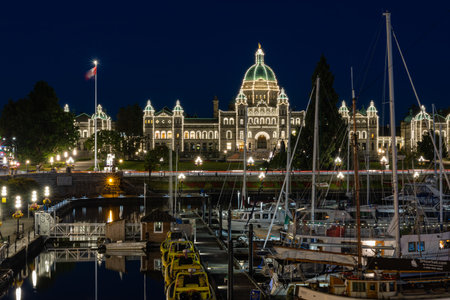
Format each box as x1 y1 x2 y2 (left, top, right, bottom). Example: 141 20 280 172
184 211 267 300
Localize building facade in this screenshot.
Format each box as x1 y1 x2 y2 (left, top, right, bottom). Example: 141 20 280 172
71 47 449 160
142 46 305 159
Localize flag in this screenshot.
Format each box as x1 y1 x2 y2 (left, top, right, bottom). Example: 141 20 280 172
85 66 97 80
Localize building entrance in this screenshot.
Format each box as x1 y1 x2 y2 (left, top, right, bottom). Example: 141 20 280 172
257 136 267 149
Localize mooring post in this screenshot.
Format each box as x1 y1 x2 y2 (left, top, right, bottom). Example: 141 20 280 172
218 205 223 240
227 208 233 300
208 197 211 228
248 223 254 278
202 197 206 222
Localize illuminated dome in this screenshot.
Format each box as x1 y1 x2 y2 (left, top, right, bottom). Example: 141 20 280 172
240 45 280 107
91 104 110 120
414 105 431 121
243 47 277 82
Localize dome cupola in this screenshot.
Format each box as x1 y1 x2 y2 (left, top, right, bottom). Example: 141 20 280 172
338 100 349 117
173 100 184 115
277 88 289 104
144 99 154 116
414 105 431 121
235 89 248 105
243 44 277 82
92 104 110 120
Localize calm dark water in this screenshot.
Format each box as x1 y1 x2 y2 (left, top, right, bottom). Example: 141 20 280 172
1 251 165 300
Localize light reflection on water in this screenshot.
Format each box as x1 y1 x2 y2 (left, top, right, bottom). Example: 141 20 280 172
2 249 165 300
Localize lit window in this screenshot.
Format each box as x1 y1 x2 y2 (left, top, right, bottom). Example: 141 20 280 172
167 131 172 139
154 222 163 233
226 142 232 150
408 242 416 252
281 119 285 125
240 119 243 125
184 131 189 139
240 131 243 139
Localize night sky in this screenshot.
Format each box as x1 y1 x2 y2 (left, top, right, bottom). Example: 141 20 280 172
1 1 449 122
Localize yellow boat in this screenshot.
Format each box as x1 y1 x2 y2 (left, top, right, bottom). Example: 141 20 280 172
162 240 196 272
166 270 213 300
160 231 185 255
164 252 202 287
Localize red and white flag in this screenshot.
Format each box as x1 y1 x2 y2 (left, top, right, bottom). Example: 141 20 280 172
85 66 97 80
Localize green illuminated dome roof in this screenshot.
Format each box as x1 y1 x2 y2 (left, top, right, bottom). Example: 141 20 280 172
243 46 277 82
91 104 110 120
144 100 154 112
414 105 431 121
339 101 349 113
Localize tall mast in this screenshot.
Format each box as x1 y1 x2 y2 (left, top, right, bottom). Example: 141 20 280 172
351 75 362 271
384 11 401 257
94 60 98 172
286 110 291 215
242 107 247 209
311 77 319 226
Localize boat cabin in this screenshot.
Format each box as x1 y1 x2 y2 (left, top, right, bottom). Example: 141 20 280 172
141 209 175 243
329 276 397 299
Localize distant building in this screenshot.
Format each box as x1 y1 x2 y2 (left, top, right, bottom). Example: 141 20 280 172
75 104 114 150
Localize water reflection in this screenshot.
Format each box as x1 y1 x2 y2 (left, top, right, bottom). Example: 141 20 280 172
2 249 165 300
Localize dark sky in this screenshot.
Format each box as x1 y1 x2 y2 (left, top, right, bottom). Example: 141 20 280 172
1 0 449 122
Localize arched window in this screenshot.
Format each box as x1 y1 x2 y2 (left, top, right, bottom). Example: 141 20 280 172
215 131 218 139
155 131 160 139
248 131 252 139
168 131 172 139
239 131 244 139
248 118 252 124
161 131 166 139
184 131 189 139
240 119 244 125
202 131 207 139
260 117 264 124
255 118 259 124
190 131 195 139
362 131 366 139
266 117 270 124
281 131 285 138
272 117 276 124
196 131 201 139
223 118 228 125
281 119 285 125
291 118 294 124
208 131 213 139
226 130 232 139
273 131 277 138
229 118 234 125
83 130 88 138
296 118 301 125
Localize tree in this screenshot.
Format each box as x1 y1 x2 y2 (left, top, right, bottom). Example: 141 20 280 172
84 130 122 161
0 81 79 163
417 132 448 161
116 103 143 136
144 145 169 176
293 55 346 170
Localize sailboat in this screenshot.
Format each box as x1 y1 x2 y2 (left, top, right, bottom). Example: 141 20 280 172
295 11 450 300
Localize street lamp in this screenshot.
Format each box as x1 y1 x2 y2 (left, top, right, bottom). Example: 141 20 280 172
258 172 265 181
247 156 255 169
13 195 23 238
43 186 51 210
334 156 342 167
195 156 202 167
29 190 39 218
337 171 345 180
25 160 30 173
49 156 54 168
418 156 426 167
413 171 420 179
56 154 60 162
72 149 77 156
178 173 186 194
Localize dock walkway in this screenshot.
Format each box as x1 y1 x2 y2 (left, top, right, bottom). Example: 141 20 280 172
189 212 267 300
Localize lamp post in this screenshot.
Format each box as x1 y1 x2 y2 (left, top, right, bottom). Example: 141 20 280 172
29 190 39 219
25 160 30 173
335 156 342 168
43 186 51 211
195 156 203 173
13 195 22 238
247 156 255 172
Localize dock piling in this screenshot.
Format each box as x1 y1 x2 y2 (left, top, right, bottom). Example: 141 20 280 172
227 208 233 300
248 223 253 278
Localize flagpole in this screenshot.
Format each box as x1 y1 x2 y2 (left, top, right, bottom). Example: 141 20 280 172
94 60 98 172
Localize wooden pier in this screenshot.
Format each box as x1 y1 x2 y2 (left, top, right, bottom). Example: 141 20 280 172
186 211 267 300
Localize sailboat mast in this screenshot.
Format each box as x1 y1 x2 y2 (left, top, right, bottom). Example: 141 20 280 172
351 83 362 271
384 11 401 258
242 107 247 208
311 77 319 226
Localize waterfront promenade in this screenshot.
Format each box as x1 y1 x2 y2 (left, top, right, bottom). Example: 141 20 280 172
0 217 37 260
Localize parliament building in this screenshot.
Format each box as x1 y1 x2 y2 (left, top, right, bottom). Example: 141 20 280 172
73 46 450 160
